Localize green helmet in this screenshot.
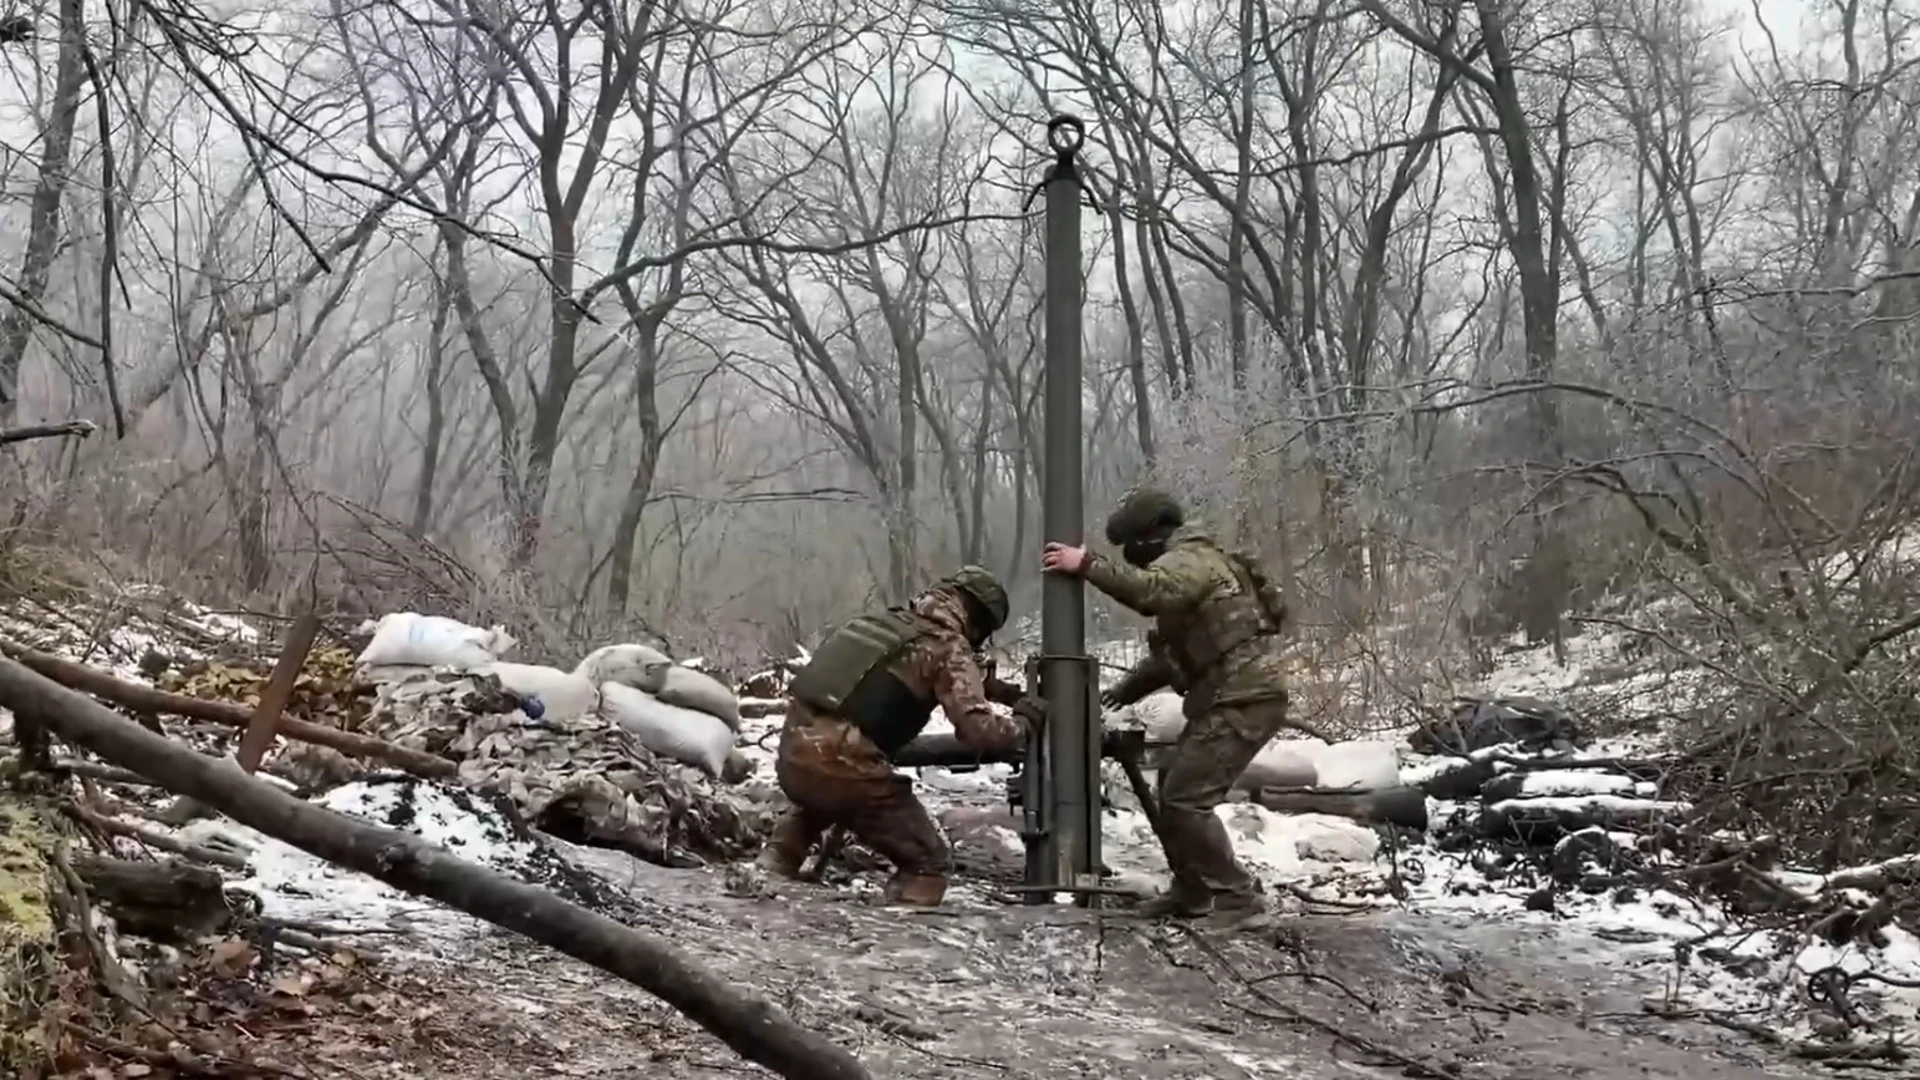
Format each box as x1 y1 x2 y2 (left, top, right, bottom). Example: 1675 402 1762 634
944 564 1009 637
1104 487 1185 545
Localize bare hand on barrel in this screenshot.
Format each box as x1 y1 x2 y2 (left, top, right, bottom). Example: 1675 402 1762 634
1040 542 1087 575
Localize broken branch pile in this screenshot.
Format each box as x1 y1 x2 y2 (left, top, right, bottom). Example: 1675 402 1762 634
0 655 872 1080
1409 695 1920 1052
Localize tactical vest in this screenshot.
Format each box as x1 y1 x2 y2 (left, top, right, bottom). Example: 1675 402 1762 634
1160 548 1283 679
787 609 937 755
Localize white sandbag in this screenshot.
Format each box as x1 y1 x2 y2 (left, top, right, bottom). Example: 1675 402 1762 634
599 683 734 778
1115 690 1186 744
656 664 742 731
356 612 516 670
1238 737 1324 791
1290 814 1382 862
1308 739 1401 791
474 662 600 722
575 643 672 691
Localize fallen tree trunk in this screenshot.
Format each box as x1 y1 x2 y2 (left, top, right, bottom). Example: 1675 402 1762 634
0 641 455 779
74 854 234 943
1253 786 1430 830
1413 755 1499 801
0 656 872 1080
1477 796 1694 845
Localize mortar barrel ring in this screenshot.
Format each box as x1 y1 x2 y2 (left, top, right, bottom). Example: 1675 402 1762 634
1046 115 1085 156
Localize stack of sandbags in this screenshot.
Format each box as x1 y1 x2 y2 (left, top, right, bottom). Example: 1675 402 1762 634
576 643 748 782
1107 687 1402 793
353 612 603 723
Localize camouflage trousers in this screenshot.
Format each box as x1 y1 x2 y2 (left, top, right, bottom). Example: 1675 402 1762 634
1155 695 1290 903
766 709 951 885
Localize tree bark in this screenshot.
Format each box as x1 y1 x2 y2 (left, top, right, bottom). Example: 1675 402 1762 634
606 319 665 613
0 0 86 418
0 420 95 445
0 656 873 1080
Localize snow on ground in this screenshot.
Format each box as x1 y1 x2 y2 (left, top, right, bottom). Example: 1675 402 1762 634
0 585 261 684
1402 846 1920 1045
732 621 1920 1053
19 584 1916 1058
172 777 558 945
1508 769 1639 797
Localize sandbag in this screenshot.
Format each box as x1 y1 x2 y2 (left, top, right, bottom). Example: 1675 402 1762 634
1237 738 1322 791
1238 738 1401 793
356 612 516 670
1310 739 1401 790
474 662 600 722
575 643 672 692
656 665 742 731
599 682 735 778
1113 690 1185 744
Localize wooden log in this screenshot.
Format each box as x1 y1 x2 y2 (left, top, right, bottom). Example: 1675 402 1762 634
1252 785 1430 831
1476 796 1692 846
1413 755 1499 801
53 759 153 786
73 854 233 942
1480 769 1639 803
61 802 249 871
1826 855 1920 893
0 639 456 779
0 655 871 1080
237 612 321 772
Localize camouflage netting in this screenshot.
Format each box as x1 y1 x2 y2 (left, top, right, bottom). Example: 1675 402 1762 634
342 671 776 867
156 645 373 729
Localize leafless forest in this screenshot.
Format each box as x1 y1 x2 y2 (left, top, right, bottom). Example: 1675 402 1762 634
0 0 1916 853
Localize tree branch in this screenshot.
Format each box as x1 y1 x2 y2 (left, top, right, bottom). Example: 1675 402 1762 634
0 655 873 1080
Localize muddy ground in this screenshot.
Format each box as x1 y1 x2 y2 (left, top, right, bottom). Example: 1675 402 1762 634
295 849 1810 1080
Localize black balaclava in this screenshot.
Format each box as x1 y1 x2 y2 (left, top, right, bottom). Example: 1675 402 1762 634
1122 531 1173 567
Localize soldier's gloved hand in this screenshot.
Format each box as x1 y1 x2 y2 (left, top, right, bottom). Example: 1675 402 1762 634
1099 686 1127 712
985 674 1024 707
1011 695 1047 730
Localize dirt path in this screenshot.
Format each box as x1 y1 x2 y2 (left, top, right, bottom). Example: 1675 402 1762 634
307 850 1804 1080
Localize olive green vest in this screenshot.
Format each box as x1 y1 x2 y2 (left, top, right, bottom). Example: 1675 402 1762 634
789 609 939 753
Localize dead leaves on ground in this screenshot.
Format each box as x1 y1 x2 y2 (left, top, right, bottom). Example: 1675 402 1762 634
52 935 420 1079
155 648 370 730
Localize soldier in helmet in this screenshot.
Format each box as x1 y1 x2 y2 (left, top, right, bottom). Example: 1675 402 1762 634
759 566 1039 907
1041 488 1291 925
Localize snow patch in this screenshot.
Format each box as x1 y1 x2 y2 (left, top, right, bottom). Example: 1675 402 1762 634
175 777 576 946
1485 794 1692 815
1517 770 1637 797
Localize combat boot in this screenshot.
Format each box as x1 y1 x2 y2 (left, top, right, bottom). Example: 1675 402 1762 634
884 872 948 908
756 811 815 881
1134 888 1213 919
1204 889 1271 930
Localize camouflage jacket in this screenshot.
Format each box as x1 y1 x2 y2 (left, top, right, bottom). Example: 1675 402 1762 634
780 586 1026 781
1085 525 1287 715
